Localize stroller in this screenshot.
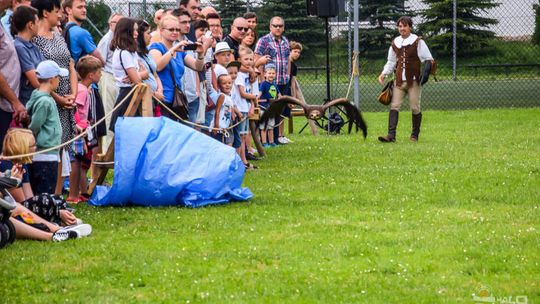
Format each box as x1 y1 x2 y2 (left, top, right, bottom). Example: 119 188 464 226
0 176 18 249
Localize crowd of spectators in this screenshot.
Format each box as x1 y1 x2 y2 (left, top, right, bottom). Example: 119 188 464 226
0 0 304 242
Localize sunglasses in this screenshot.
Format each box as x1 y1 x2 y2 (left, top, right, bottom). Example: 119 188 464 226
165 28 181 32
271 24 284 28
235 26 249 32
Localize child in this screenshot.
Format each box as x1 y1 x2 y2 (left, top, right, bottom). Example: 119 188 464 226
235 47 258 169
1 128 87 231
211 74 238 146
259 64 281 147
67 55 102 203
226 61 243 156
25 60 66 195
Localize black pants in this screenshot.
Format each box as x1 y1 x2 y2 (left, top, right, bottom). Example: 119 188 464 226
109 86 135 132
0 108 12 152
28 161 58 195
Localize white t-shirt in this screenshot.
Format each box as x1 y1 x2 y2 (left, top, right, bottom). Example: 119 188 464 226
214 64 228 79
112 49 140 87
210 93 234 129
234 71 251 112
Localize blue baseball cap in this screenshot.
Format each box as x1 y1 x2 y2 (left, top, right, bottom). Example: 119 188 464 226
36 60 69 79
264 63 276 70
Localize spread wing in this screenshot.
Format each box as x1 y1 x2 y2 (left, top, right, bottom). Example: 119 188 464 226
259 96 307 124
322 98 367 138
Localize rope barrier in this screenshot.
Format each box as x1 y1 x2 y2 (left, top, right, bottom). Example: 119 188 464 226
345 51 360 101
0 85 139 161
155 98 249 138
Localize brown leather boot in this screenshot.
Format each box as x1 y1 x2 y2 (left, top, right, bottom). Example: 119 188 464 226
378 110 399 142
410 112 422 142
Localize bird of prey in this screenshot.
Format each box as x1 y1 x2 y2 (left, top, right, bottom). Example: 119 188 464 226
259 96 367 138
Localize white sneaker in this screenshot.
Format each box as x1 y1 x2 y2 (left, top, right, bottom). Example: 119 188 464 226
52 230 77 242
56 224 92 239
277 137 288 144
282 136 293 143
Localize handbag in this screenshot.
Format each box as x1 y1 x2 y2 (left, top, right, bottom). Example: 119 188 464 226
378 80 394 106
169 60 189 120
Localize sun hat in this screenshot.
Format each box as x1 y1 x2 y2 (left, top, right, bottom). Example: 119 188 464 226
214 42 233 55
36 60 69 79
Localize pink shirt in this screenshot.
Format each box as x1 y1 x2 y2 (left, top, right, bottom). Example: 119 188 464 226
75 83 90 129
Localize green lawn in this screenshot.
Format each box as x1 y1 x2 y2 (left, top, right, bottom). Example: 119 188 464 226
2 108 539 303
299 78 540 111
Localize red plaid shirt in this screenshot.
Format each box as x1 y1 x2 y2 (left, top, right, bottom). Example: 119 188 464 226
255 33 290 85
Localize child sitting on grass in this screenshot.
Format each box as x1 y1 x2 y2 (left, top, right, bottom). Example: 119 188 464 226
67 55 102 203
258 64 281 147
0 128 92 242
25 60 66 195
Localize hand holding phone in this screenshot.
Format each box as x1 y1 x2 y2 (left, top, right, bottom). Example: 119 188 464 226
183 43 198 51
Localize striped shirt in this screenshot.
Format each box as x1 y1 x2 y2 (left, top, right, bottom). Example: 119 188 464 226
255 33 290 85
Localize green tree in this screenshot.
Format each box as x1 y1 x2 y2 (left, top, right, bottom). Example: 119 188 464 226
255 0 325 62
418 0 499 56
211 0 247 30
84 0 111 43
533 1 540 45
358 0 413 57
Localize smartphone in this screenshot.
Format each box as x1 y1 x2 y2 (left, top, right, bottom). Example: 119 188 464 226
205 31 213 39
184 43 198 51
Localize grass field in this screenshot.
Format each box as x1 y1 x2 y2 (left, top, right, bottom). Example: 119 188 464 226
299 78 540 111
2 108 539 303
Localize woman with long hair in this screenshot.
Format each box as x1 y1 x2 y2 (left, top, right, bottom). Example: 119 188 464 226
136 19 164 107
31 0 77 195
108 17 149 132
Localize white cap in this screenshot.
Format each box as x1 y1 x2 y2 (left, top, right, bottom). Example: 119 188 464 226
214 41 233 55
36 60 69 79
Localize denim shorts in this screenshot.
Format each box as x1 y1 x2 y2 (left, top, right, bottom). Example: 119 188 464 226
237 112 249 135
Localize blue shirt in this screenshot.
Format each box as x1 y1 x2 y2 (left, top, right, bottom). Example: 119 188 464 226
65 22 97 64
14 37 45 105
259 80 280 101
148 42 186 104
0 9 13 40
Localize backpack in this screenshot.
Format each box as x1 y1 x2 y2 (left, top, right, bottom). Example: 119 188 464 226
324 112 345 134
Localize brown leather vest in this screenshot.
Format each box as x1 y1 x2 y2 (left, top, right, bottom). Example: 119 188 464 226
392 37 422 87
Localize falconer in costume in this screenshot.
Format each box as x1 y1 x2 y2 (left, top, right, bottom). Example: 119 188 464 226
378 16 434 142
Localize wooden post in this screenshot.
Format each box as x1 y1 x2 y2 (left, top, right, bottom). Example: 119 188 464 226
88 84 152 195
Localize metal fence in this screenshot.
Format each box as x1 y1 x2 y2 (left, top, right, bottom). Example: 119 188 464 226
85 0 540 111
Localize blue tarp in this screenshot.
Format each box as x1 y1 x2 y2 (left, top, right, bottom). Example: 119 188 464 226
89 117 253 208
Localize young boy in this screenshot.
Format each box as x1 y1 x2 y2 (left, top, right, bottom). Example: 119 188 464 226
67 55 102 203
26 60 68 195
211 74 235 146
234 47 258 169
259 64 281 147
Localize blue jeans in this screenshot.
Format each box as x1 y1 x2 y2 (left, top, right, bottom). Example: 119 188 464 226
188 98 199 123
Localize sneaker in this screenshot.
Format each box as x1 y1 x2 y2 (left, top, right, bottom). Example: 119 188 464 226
56 223 92 238
270 143 277 147
263 143 270 148
246 153 260 161
281 136 293 143
52 230 78 242
277 137 289 144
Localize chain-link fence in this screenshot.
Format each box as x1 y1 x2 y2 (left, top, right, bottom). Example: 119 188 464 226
84 0 540 111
